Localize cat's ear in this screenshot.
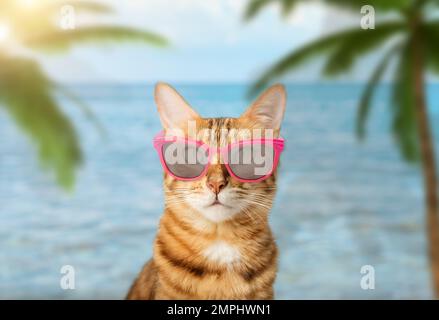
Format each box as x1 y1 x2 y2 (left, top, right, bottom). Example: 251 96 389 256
154 82 200 129
241 84 286 130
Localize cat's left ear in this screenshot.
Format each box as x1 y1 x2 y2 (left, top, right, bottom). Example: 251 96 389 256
154 82 200 129
241 84 286 131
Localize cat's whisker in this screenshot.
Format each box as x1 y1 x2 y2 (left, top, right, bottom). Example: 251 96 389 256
240 198 272 211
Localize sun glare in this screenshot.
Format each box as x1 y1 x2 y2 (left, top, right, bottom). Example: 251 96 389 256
0 23 11 43
19 0 36 7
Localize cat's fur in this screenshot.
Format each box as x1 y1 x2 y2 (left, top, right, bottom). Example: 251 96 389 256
127 83 286 299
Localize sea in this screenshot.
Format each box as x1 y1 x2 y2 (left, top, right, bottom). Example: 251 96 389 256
1 83 438 299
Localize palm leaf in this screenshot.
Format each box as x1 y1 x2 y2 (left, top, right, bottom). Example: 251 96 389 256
249 23 401 96
323 0 412 10
281 0 298 15
0 54 81 188
323 21 405 75
245 0 276 20
391 40 419 162
249 31 346 95
356 43 401 139
423 21 439 74
245 0 412 20
24 26 168 52
245 0 299 20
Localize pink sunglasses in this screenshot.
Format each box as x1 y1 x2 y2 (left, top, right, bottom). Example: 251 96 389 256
153 131 285 183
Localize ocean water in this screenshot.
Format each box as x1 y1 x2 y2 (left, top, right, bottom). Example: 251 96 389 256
1 83 438 299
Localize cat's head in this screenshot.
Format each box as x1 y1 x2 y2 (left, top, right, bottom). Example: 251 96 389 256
154 83 286 223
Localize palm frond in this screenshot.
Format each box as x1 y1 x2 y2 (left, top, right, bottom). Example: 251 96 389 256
323 0 412 11
0 54 81 188
24 26 168 52
249 31 345 96
281 0 298 15
244 0 277 20
245 0 411 20
249 24 401 96
423 21 439 74
356 43 401 139
245 0 302 20
391 40 419 162
323 21 405 75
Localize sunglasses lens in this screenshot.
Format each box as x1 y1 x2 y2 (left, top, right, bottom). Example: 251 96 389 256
162 141 208 179
228 143 275 181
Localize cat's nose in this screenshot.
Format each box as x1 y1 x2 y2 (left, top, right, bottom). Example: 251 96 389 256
206 179 227 195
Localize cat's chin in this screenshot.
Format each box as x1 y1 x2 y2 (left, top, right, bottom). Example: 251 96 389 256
201 207 236 223
200 205 239 223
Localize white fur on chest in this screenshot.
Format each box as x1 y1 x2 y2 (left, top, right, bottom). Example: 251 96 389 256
202 241 240 265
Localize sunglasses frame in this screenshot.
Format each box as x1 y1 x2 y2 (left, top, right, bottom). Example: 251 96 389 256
153 131 285 183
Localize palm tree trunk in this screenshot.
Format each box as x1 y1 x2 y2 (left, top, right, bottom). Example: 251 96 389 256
412 24 439 298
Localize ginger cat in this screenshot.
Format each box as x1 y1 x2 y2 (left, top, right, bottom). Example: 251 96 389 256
127 83 286 300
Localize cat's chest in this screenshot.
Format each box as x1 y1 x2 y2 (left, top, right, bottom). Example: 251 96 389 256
201 241 241 266
154 235 276 299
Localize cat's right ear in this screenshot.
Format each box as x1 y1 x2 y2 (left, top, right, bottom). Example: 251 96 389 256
154 82 200 129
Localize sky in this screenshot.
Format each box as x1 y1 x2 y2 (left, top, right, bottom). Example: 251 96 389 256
38 0 369 84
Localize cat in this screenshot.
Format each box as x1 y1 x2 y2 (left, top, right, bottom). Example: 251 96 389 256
126 83 286 300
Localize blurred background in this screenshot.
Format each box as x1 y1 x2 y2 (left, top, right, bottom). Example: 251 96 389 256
1 0 438 299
